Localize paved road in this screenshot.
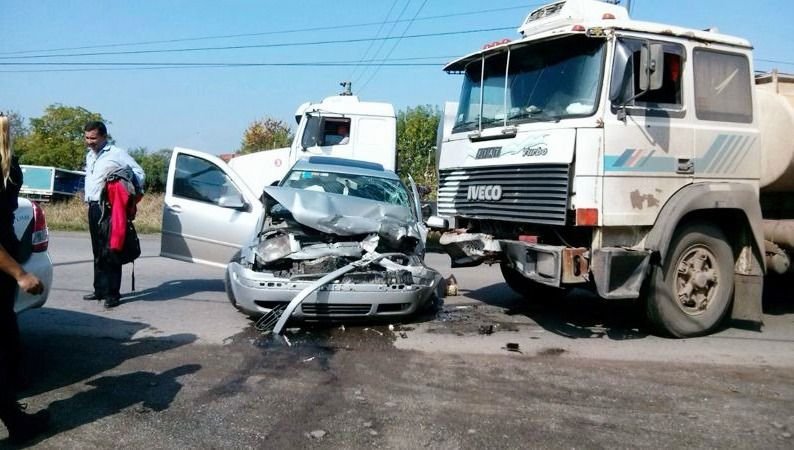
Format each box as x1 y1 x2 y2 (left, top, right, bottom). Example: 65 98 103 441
6 231 794 448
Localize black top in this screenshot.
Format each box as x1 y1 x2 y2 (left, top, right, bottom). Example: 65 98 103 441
0 156 22 258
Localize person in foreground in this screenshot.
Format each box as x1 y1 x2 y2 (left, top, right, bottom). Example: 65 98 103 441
0 115 50 443
82 121 145 308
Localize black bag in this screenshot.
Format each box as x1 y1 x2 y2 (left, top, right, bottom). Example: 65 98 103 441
111 220 141 265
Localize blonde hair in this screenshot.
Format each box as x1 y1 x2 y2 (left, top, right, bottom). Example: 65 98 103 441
0 116 11 189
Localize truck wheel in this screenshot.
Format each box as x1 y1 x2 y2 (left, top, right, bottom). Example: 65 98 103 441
499 262 566 301
646 223 734 337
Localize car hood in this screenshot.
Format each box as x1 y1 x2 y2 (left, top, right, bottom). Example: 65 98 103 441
262 186 421 244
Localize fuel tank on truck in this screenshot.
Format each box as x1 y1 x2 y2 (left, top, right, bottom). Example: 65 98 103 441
757 72 794 192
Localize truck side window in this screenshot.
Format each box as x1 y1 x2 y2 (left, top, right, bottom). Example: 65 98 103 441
322 118 352 146
693 49 753 123
173 154 240 205
612 38 684 111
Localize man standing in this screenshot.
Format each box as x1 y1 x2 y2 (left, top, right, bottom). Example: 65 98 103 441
82 121 145 308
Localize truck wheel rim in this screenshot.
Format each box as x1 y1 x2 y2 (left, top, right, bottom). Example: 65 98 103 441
674 244 719 316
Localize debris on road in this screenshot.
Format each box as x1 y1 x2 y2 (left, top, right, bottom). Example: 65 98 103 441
306 429 327 440
505 342 520 352
445 274 459 296
478 324 494 335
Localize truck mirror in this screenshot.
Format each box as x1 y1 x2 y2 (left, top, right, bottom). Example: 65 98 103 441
640 43 664 92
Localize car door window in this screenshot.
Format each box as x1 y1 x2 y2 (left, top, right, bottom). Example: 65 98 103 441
173 153 240 205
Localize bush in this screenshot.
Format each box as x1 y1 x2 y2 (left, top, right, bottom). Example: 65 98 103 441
40 193 164 234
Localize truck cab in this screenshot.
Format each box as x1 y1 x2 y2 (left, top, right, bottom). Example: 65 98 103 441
432 0 767 337
160 94 397 268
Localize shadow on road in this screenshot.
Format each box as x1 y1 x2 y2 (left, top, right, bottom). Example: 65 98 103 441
18 310 196 397
7 310 199 447
121 278 225 303
463 282 649 340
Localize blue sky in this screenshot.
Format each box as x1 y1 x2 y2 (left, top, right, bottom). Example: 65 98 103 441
2 0 792 155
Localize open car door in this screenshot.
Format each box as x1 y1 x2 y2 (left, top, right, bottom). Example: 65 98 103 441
160 147 263 268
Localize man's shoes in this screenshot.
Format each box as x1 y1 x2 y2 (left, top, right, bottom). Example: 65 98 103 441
82 292 101 301
104 296 121 309
0 403 50 444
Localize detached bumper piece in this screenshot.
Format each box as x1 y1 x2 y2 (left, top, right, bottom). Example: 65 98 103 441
439 231 502 268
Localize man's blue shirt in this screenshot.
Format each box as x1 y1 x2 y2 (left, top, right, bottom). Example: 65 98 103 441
84 142 145 202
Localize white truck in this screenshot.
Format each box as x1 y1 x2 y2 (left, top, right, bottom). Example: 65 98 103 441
160 93 397 267
430 0 794 337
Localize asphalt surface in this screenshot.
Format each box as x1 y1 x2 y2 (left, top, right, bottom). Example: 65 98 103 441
4 231 794 448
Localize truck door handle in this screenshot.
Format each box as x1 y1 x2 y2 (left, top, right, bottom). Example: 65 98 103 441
168 204 182 213
677 159 694 174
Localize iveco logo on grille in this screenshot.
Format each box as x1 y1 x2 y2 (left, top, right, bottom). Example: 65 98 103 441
475 146 501 159
467 185 503 201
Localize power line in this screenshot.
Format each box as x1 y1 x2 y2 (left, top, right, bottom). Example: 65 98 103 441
756 58 794 67
0 4 539 56
353 0 414 87
0 27 515 61
0 56 457 74
349 0 400 82
360 0 430 93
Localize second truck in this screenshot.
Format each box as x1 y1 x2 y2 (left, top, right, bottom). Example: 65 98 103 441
430 0 794 337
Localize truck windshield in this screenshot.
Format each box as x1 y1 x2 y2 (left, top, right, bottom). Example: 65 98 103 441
453 35 605 133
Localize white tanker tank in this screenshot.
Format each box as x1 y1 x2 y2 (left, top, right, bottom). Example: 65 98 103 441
758 72 794 192
756 72 794 273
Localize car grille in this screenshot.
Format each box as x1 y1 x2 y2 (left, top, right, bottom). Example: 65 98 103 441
437 164 570 226
301 304 373 316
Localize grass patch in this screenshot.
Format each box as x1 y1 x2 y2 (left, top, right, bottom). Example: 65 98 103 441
40 193 164 234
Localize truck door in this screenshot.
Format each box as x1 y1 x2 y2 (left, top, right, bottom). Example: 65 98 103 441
690 48 758 183
160 147 262 268
602 38 692 226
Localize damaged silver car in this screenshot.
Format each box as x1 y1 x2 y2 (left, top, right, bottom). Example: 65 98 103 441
161 150 442 320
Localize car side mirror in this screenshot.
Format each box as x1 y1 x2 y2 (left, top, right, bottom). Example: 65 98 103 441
218 193 248 211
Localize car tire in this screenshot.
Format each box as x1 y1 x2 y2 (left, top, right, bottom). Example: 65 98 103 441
645 222 734 338
225 251 241 309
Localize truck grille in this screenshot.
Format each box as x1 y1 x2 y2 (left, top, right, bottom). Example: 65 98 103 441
437 164 570 225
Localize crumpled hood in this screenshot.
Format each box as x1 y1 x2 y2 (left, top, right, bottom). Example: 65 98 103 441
262 186 421 244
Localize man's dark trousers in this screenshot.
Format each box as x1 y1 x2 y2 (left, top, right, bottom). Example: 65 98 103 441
88 202 121 299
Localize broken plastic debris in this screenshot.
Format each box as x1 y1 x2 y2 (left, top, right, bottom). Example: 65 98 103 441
445 274 459 296
505 342 520 352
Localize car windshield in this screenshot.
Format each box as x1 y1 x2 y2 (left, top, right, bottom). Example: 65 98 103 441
281 170 411 208
453 35 605 133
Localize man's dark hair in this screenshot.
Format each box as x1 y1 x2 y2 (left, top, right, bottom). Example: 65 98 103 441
84 121 107 136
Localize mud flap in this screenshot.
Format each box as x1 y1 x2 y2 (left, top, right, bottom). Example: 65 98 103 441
731 274 764 324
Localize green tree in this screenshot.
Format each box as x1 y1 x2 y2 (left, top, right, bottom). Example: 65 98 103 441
1 110 29 139
128 147 171 193
239 117 293 154
396 105 440 197
14 104 106 170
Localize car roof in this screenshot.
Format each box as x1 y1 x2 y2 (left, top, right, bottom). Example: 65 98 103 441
290 156 400 180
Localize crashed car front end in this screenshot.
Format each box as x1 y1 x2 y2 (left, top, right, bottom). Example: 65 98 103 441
228 185 443 319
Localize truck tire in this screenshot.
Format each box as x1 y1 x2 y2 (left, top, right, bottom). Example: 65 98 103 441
499 262 567 301
646 223 734 337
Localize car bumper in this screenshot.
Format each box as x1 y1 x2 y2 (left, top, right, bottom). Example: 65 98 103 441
14 251 53 314
227 262 441 318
